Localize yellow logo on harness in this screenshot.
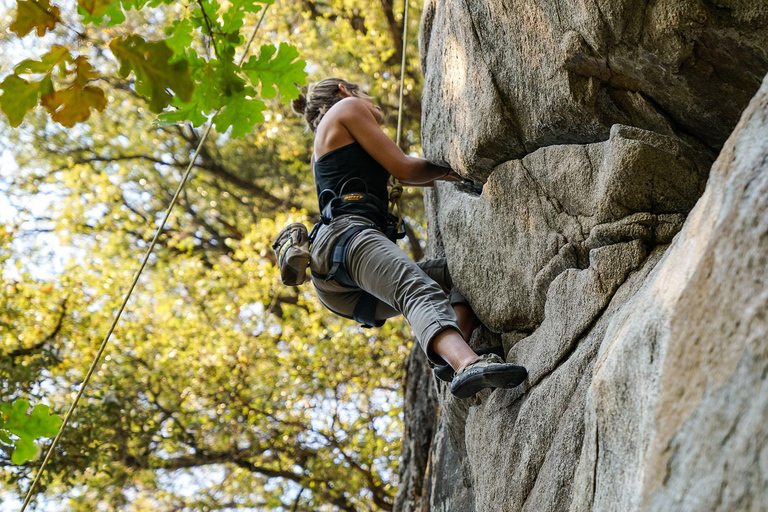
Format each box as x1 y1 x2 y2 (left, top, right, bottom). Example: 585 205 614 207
343 193 364 201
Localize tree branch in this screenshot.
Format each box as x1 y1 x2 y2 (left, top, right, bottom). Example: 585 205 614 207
403 219 423 262
186 130 300 210
4 298 67 363
379 0 403 65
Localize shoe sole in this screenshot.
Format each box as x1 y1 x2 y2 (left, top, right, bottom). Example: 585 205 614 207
450 364 528 399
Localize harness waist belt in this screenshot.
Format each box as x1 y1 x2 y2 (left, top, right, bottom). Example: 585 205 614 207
320 193 405 241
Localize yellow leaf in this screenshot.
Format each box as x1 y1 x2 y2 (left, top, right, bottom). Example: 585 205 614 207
10 0 60 37
40 57 106 127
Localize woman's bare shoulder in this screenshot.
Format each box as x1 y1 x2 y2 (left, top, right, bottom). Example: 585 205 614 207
328 97 370 117
314 99 364 156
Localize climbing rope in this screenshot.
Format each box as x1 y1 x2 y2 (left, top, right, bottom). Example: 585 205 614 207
19 9 270 511
388 0 410 227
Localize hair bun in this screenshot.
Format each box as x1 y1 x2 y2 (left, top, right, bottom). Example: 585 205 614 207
291 94 307 115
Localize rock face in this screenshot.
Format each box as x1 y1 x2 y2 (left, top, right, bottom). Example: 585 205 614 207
395 1 768 510
419 0 768 179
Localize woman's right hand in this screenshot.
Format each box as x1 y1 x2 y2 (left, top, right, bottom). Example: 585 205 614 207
438 169 465 182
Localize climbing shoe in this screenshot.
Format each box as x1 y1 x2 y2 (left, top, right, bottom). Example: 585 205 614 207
450 354 527 399
433 345 506 383
433 363 457 383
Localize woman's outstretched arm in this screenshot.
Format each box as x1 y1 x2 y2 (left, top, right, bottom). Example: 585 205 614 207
334 98 461 185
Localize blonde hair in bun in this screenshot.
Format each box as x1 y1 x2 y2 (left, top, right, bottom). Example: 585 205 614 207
291 94 307 116
292 78 359 132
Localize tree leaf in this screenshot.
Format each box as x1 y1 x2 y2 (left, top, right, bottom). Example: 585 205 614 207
213 90 265 138
10 0 60 37
241 42 307 102
0 399 62 465
77 0 124 26
40 85 107 127
14 45 71 76
40 57 107 127
212 59 246 97
0 74 51 127
156 53 223 127
155 95 209 127
77 0 160 26
109 35 194 113
70 55 100 86
164 18 194 58
220 0 268 34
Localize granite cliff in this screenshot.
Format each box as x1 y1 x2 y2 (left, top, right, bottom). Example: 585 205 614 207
395 1 768 510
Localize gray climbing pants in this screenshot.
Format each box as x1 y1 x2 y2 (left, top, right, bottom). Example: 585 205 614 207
310 214 465 365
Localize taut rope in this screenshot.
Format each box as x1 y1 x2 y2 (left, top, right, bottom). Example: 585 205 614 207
388 0 411 228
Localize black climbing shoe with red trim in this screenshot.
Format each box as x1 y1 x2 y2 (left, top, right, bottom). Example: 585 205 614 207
433 345 505 383
450 354 527 399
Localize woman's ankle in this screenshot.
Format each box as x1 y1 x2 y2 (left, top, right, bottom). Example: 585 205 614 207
454 354 480 372
429 328 479 371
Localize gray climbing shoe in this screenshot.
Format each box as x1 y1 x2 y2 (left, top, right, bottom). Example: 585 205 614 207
450 354 527 399
433 345 506 383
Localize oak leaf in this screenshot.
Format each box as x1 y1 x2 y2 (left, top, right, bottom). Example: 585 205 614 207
213 89 265 138
14 45 71 76
0 399 62 465
241 42 307 102
10 0 60 37
40 57 107 127
110 35 194 113
0 74 51 127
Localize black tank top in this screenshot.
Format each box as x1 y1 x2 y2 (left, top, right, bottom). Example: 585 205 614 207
313 142 390 212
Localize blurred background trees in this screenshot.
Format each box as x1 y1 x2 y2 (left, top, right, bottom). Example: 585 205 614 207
0 0 426 509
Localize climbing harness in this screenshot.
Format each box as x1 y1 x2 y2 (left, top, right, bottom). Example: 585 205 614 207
309 177 406 327
319 177 404 240
287 0 412 328
19 9 271 512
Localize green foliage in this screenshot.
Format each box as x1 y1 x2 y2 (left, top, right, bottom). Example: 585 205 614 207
213 89 267 137
0 399 62 465
0 45 71 128
164 18 194 57
77 0 132 26
3 0 306 138
242 42 308 101
0 0 426 508
0 75 48 128
110 35 194 113
14 45 70 75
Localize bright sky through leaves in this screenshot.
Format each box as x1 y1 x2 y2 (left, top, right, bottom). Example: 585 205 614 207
0 0 424 508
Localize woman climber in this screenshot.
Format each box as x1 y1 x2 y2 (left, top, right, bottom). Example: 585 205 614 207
291 78 528 398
